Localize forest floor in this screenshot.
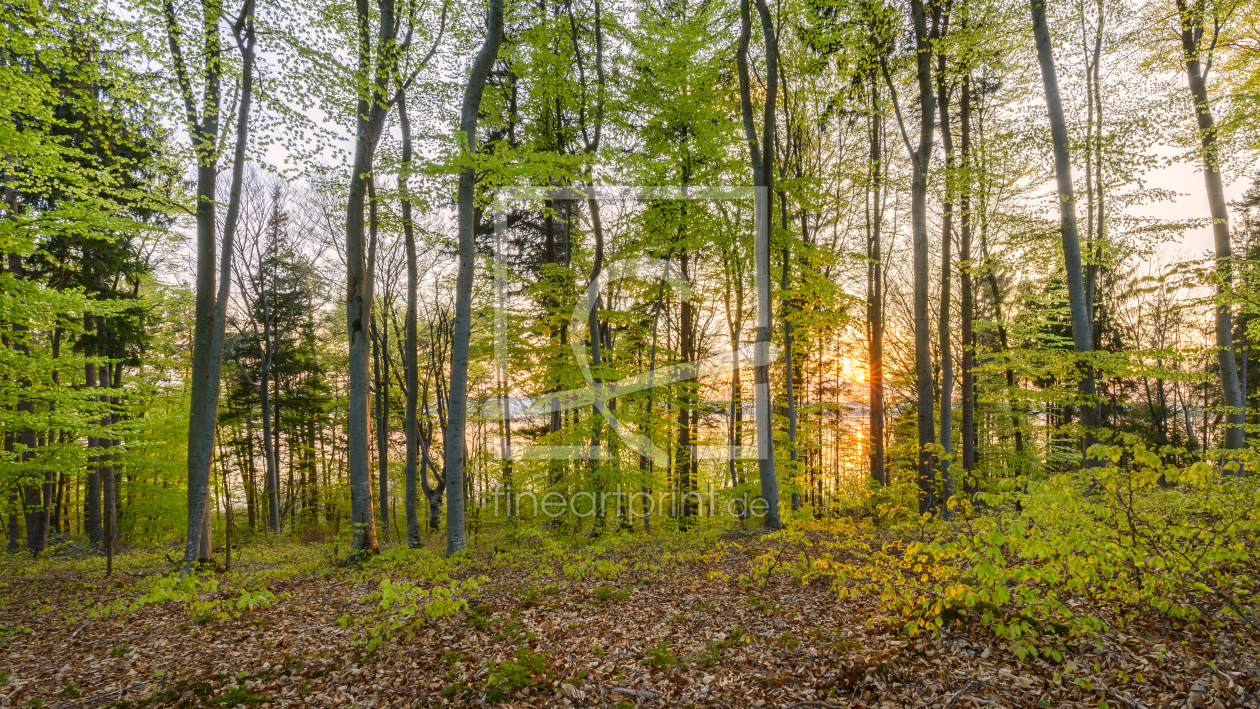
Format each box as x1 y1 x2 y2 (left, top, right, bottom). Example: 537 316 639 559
0 523 1255 709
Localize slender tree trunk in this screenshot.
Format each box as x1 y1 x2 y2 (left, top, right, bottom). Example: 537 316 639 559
11 250 41 554
99 361 115 573
374 313 390 539
1175 0 1244 452
399 92 421 548
937 54 955 518
587 197 607 528
446 0 503 555
245 405 256 529
737 0 781 529
1083 2 1106 430
882 0 938 513
173 0 256 569
959 75 977 494
781 236 799 512
99 356 116 555
5 435 17 552
721 245 747 518
1030 0 1100 464
867 75 886 488
676 249 697 520
1239 331 1248 439
259 363 280 532
84 330 101 545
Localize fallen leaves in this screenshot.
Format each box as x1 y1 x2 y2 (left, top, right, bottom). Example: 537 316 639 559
0 531 1256 708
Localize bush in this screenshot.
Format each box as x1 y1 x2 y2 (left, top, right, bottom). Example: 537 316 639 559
759 445 1260 660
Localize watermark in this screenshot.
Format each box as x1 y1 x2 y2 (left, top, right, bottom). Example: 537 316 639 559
486 186 775 465
490 486 768 520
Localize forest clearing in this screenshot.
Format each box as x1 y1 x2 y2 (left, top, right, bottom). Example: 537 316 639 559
3 516 1258 709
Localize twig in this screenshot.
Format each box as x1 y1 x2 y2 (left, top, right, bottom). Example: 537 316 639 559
1104 687 1149 709
292 621 338 632
610 687 661 700
51 681 148 709
944 679 978 709
781 701 845 709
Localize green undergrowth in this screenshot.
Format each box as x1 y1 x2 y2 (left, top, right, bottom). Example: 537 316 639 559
750 443 1260 661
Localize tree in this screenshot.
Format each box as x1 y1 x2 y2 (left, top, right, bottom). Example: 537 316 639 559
159 0 258 569
935 4 956 517
1029 0 1101 465
398 89 423 547
737 0 782 530
1172 0 1245 453
229 174 315 534
882 0 939 514
446 0 504 555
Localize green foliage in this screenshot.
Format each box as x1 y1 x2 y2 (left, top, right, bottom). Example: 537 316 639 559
759 445 1260 660
87 571 278 625
686 626 747 668
484 646 552 701
590 584 629 603
357 576 487 653
642 640 678 668
212 685 265 706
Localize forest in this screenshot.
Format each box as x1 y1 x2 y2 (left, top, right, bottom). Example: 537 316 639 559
2 0 1260 706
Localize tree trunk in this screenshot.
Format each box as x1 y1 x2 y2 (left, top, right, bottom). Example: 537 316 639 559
1175 0 1244 452
84 327 102 546
98 356 116 556
587 197 607 527
12 254 41 554
259 363 280 533
245 404 257 529
737 0 781 529
5 435 17 552
867 75 886 488
173 0 256 569
781 236 799 512
399 91 422 548
721 243 747 518
1030 0 1100 465
446 0 503 555
373 312 390 539
959 75 977 494
345 0 404 558
937 51 954 518
882 0 938 514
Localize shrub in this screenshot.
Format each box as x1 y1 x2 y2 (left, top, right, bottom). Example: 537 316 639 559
758 445 1260 661
485 646 552 700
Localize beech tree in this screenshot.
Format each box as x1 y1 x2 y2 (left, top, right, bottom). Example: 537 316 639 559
737 0 783 530
446 0 504 555
1172 0 1246 453
1029 0 1101 464
156 0 257 569
881 0 939 514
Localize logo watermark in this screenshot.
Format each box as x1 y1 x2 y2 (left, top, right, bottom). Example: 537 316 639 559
487 186 775 465
489 487 768 520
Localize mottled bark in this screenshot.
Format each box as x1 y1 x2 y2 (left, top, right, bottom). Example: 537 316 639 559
737 0 781 529
1174 0 1244 453
446 0 503 555
1030 0 1101 464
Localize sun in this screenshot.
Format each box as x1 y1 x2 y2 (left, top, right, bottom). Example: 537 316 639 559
836 356 868 385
